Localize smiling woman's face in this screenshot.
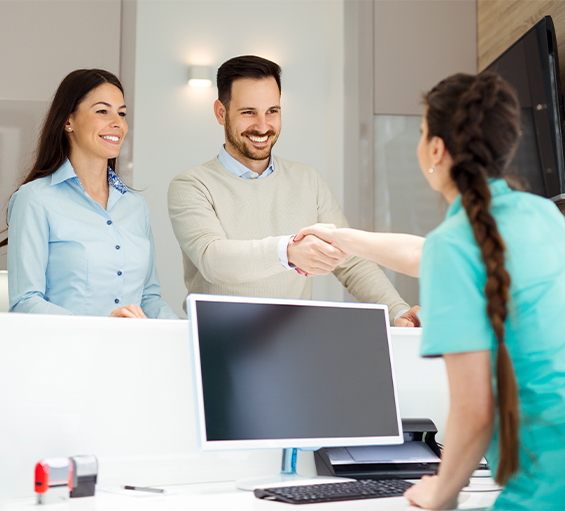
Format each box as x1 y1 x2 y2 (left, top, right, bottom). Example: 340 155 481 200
66 82 127 164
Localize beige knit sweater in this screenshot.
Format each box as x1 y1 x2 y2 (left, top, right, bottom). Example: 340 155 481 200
167 156 409 320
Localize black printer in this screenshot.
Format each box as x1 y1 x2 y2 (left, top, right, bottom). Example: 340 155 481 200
315 418 441 480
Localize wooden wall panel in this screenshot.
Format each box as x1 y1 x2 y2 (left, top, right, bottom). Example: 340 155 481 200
478 0 565 86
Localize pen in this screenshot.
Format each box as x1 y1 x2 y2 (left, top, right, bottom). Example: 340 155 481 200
124 485 165 493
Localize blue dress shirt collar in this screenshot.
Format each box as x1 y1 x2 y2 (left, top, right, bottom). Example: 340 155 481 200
50 159 129 195
50 159 77 186
218 145 275 179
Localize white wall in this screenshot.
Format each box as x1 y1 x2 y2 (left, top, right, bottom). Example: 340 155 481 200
132 0 345 317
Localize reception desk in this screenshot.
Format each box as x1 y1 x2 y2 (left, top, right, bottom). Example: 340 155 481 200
0 313 495 509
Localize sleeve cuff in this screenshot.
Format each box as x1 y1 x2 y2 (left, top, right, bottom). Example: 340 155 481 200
393 307 410 324
278 235 295 270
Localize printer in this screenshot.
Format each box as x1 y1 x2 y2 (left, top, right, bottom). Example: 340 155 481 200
315 418 442 480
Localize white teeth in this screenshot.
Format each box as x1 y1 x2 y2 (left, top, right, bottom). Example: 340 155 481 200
102 135 119 142
249 135 268 143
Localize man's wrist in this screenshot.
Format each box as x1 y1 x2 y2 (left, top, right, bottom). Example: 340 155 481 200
393 308 410 324
278 235 295 270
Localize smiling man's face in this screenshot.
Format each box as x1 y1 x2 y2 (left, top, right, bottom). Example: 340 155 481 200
215 76 281 174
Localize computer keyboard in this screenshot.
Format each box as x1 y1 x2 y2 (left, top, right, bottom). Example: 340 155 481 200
253 478 413 504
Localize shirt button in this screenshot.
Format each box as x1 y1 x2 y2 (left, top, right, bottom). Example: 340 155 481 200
107 220 112 225
115 245 120 250
117 271 122 276
115 298 120 304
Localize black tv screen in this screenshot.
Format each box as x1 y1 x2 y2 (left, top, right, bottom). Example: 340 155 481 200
485 16 565 201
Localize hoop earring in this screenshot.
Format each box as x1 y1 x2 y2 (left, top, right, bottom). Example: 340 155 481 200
428 165 436 174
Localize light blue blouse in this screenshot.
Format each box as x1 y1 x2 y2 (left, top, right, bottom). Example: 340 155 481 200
7 160 177 319
419 179 565 510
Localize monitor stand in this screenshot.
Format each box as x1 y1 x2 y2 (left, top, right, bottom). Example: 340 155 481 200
236 448 350 491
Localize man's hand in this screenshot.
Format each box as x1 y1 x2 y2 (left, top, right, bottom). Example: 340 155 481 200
109 304 148 319
287 234 348 276
394 305 421 327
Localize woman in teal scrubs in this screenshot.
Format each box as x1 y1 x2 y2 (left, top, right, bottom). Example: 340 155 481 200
296 72 565 509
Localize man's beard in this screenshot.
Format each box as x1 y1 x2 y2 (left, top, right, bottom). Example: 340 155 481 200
225 113 279 162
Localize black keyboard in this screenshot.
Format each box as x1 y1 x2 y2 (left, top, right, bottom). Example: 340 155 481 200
254 478 413 504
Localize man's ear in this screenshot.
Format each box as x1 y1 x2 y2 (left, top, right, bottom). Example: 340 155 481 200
214 100 227 126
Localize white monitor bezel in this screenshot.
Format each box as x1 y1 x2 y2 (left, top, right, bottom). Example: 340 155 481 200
187 293 404 451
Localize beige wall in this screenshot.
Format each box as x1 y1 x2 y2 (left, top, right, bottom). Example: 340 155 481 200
374 0 477 116
0 0 122 269
0 0 121 101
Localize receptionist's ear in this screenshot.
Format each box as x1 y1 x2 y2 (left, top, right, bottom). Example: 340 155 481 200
430 136 449 167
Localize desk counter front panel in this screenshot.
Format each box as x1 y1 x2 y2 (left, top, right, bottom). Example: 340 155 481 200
0 314 463 508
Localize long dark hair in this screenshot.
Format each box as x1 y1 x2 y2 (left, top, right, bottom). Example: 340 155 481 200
0 69 124 248
425 72 521 486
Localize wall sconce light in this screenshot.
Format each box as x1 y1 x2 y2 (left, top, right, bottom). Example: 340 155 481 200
188 65 213 87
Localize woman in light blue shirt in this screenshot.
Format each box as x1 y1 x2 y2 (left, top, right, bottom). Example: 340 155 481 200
297 72 565 509
1 69 177 319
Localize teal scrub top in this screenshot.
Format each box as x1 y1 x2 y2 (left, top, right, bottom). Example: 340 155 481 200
419 179 565 510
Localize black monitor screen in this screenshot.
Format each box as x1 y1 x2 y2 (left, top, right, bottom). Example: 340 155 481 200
189 296 401 449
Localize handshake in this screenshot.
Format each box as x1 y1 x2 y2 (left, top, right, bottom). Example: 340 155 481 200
287 223 345 277
287 223 422 328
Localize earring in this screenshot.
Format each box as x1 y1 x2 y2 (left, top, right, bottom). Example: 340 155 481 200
428 165 436 174
67 127 72 132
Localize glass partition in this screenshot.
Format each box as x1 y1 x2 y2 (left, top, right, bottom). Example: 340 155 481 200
374 115 447 306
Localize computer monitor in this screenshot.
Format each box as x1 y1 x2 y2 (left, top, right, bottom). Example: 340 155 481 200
187 294 403 486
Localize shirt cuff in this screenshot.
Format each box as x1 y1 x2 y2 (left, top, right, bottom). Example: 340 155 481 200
393 308 410 324
278 235 295 270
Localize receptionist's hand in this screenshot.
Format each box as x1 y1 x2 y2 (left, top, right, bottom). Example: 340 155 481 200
404 475 458 510
394 305 421 327
295 223 339 248
109 304 148 319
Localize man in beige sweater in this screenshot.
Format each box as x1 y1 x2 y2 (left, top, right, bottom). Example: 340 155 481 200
168 55 420 326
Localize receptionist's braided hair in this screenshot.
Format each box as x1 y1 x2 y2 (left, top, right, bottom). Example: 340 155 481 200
424 72 521 486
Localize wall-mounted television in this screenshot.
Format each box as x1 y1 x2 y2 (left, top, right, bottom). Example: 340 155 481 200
485 16 565 202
